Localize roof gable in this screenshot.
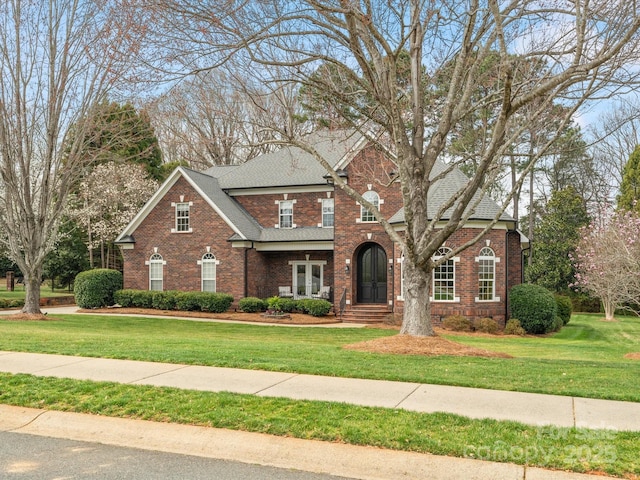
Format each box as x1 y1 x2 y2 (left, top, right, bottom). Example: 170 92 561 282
116 167 261 243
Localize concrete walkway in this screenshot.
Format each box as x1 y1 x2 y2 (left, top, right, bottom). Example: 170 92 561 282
0 351 638 480
1 351 639 431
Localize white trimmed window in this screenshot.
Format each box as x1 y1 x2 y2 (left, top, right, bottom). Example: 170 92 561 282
322 198 334 227
200 252 217 292
148 253 164 291
476 246 500 302
432 247 459 302
175 202 191 232
279 200 293 228
360 190 379 222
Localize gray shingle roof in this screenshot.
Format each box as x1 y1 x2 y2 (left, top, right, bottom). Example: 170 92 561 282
216 130 363 189
180 168 262 240
388 160 514 224
229 227 335 243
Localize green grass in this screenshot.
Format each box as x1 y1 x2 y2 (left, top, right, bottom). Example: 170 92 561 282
0 313 639 401
1 312 639 477
0 373 637 477
0 282 73 300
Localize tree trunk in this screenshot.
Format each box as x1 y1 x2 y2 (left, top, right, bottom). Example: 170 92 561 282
400 257 435 337
22 274 43 315
602 298 616 321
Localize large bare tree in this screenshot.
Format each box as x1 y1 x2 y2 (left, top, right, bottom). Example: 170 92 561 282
147 0 640 336
0 0 141 314
146 71 284 169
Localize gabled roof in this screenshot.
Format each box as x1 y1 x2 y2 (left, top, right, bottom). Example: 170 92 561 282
388 161 515 224
115 166 262 243
212 130 365 189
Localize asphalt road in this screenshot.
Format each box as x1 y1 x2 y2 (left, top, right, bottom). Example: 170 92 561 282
0 431 355 480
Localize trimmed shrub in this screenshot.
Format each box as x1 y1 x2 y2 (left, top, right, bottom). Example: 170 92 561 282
509 284 557 334
297 298 332 317
114 289 136 307
504 319 526 335
551 316 564 332
474 317 499 334
74 269 122 309
131 290 154 308
197 292 234 313
238 297 267 313
0 298 8 309
152 290 180 310
555 295 573 325
174 291 233 313
175 292 201 311
442 314 473 332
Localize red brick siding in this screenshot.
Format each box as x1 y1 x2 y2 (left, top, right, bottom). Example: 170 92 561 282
120 177 247 301
235 191 332 228
333 146 404 309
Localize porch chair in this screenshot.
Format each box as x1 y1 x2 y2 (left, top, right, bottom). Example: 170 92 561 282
312 285 331 300
278 286 294 298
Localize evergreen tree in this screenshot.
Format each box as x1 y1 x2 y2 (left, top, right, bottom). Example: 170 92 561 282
618 145 640 212
526 186 590 293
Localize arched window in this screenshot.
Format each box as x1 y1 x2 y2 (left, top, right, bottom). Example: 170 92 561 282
149 253 163 291
360 190 379 222
432 247 456 301
201 252 217 292
477 247 496 301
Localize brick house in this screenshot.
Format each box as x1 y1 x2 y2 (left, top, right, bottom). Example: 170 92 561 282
116 130 525 325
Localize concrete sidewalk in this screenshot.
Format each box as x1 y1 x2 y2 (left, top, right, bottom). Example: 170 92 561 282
0 351 637 479
1 350 639 431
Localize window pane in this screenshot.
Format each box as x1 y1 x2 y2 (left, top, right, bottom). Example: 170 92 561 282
361 191 379 222
322 199 334 227
433 248 454 301
280 201 293 228
176 203 190 232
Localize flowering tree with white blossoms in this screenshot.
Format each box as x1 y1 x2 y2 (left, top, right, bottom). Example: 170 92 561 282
71 162 158 269
572 210 640 320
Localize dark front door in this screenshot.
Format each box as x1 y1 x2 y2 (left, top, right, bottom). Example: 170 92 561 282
357 243 387 303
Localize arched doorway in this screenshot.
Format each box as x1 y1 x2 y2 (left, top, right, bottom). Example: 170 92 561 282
356 243 387 303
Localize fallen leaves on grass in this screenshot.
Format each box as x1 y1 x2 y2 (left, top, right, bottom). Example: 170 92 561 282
344 334 513 358
2 313 50 321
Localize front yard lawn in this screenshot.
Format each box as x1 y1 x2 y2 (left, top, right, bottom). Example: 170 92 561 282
0 312 638 402
1 312 639 477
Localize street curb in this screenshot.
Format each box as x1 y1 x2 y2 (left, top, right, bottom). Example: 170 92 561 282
0 405 616 480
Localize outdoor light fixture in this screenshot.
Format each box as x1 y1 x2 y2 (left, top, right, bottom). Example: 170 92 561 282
345 264 350 274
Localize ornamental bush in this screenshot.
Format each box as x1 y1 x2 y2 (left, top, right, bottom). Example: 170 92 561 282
442 314 473 332
266 296 298 313
509 284 557 334
238 297 267 313
74 269 122 309
152 290 180 310
555 294 573 325
297 298 332 317
474 317 499 334
504 319 526 335
175 291 233 313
